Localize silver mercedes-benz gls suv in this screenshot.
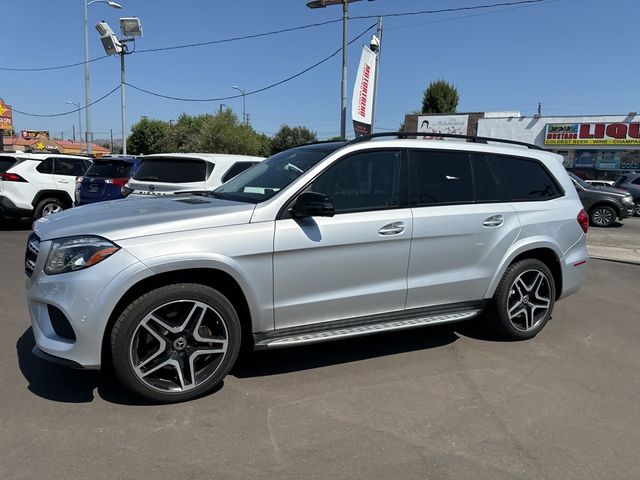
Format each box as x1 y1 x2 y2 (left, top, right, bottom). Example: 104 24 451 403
25 134 589 402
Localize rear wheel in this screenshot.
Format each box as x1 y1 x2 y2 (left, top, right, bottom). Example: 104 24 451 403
634 202 640 217
110 283 241 403
589 205 616 227
34 197 65 219
487 259 556 340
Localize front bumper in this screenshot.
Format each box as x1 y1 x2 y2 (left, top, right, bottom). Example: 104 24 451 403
25 238 154 369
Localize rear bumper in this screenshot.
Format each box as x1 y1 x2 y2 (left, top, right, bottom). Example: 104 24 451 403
0 195 33 218
558 235 589 300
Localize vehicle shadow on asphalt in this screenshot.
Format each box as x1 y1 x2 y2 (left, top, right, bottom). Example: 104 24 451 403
16 328 156 405
232 320 503 378
17 320 505 404
0 219 31 231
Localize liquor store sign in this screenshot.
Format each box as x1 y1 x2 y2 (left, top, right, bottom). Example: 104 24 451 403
545 122 640 145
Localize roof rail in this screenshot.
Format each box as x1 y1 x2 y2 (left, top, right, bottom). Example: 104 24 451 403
346 132 543 151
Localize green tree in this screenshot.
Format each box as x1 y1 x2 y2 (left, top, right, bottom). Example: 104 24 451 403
196 110 269 156
421 79 459 114
127 118 174 155
269 125 318 155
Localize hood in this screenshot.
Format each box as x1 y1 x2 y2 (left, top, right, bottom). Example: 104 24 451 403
33 195 256 241
586 186 631 196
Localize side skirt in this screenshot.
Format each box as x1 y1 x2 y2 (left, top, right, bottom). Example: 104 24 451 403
253 301 485 350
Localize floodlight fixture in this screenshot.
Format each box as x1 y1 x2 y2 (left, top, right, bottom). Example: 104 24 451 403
120 17 143 38
95 21 123 55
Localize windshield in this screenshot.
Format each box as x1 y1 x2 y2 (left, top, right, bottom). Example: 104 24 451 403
214 147 338 203
569 172 589 189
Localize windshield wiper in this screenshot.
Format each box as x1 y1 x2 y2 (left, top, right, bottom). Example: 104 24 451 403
135 176 160 181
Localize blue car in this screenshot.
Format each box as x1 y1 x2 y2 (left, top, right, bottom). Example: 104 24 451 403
76 155 139 206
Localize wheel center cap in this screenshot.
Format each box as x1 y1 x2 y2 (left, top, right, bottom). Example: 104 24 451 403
523 295 530 305
173 337 188 351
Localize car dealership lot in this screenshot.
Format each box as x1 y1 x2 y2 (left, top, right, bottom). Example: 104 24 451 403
1 224 639 479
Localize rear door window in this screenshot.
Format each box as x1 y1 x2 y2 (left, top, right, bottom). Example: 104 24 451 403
471 153 509 202
0 156 18 173
632 177 640 186
53 157 87 176
487 154 563 201
134 158 208 183
36 158 54 174
409 149 473 205
85 161 133 179
222 162 257 183
613 176 626 187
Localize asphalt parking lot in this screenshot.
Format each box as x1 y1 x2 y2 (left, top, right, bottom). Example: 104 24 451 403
1 221 639 480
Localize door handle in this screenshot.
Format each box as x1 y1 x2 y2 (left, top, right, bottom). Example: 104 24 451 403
379 222 405 235
483 215 504 227
58 180 70 184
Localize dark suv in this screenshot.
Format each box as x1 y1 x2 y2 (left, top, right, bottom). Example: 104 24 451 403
613 173 640 216
76 156 138 206
569 173 635 227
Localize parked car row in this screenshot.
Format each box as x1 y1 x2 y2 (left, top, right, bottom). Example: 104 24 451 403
0 152 264 220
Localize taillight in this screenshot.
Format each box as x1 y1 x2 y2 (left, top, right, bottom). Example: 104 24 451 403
0 172 27 182
106 178 128 187
577 209 589 233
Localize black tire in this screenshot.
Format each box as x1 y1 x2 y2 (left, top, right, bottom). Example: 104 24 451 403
634 202 640 217
487 259 556 340
33 197 65 219
110 283 241 403
589 205 617 227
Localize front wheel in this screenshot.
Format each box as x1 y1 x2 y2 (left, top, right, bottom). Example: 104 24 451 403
110 283 241 403
589 205 617 227
634 202 640 217
487 259 556 340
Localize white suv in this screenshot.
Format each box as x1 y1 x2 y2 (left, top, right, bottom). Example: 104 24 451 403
122 153 264 197
25 134 588 403
0 152 91 219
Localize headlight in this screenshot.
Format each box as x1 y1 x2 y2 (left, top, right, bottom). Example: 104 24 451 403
622 195 634 205
45 236 120 275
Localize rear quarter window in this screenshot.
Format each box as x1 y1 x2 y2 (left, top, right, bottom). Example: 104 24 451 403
134 158 208 183
0 157 18 173
222 161 257 183
488 154 563 201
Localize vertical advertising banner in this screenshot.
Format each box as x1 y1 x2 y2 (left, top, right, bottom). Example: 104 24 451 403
352 46 377 138
0 98 14 134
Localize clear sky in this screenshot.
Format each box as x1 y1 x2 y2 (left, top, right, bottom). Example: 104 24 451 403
1 0 638 142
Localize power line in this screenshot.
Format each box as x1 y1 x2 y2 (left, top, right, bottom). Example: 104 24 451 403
0 0 551 73
11 86 121 118
351 0 548 20
126 23 377 103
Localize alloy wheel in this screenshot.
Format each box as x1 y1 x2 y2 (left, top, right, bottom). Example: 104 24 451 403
591 207 614 226
507 269 551 332
42 203 63 217
129 300 229 393
635 203 640 217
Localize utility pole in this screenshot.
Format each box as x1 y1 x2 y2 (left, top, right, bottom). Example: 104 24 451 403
537 101 542 116
73 125 76 141
110 128 114 152
370 16 382 133
219 103 226 114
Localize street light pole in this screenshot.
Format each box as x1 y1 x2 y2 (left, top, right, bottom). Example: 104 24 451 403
84 0 122 156
66 101 83 146
307 0 370 140
120 47 127 155
232 86 247 125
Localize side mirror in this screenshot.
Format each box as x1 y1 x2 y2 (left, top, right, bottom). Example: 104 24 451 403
291 191 335 218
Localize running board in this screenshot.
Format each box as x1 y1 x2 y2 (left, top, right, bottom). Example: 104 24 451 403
254 308 482 349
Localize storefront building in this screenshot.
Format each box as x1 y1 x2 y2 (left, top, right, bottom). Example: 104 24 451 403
477 114 640 180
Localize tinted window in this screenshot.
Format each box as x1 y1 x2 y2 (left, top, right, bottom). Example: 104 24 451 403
0 157 18 173
134 158 207 183
85 160 133 179
471 153 507 202
308 150 401 213
54 158 87 176
488 154 562 201
222 161 257 183
410 150 473 205
36 158 53 174
631 177 640 185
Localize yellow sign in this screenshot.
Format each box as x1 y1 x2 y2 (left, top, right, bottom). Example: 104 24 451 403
0 98 13 132
545 138 640 146
35 142 45 150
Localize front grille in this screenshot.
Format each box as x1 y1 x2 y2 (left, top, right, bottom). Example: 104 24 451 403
25 233 40 278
